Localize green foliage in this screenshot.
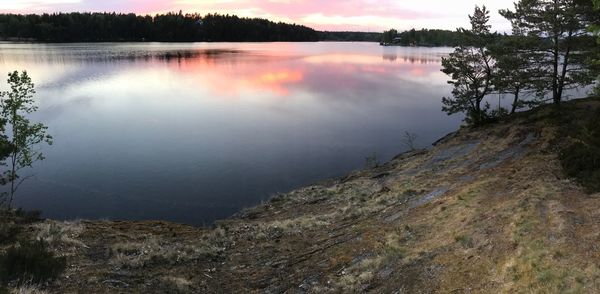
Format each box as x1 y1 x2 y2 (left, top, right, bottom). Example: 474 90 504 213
559 109 600 193
0 222 20 245
441 5 495 126
381 29 398 44
0 239 66 285
0 71 52 208
318 31 382 42
489 34 543 113
0 12 318 42
454 234 474 248
12 208 42 224
381 28 462 46
500 0 599 104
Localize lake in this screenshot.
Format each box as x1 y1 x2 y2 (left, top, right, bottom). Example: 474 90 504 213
0 42 460 225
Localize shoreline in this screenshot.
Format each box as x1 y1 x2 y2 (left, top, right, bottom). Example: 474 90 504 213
3 98 600 292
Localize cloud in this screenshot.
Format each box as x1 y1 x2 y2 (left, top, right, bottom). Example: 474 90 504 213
1 0 81 11
1 0 514 32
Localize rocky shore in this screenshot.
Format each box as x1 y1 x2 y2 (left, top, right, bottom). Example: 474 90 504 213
3 98 600 293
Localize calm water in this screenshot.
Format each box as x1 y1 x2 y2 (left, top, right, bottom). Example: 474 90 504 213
0 42 460 225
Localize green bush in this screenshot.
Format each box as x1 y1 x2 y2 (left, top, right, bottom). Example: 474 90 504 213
0 240 66 285
560 142 600 192
13 209 42 224
0 222 21 245
558 108 600 193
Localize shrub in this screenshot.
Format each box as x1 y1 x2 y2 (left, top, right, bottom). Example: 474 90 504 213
0 240 66 285
558 108 600 193
560 142 600 192
0 222 21 245
13 209 42 225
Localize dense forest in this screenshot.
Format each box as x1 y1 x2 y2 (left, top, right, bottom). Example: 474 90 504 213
381 28 463 46
0 12 320 42
317 31 382 42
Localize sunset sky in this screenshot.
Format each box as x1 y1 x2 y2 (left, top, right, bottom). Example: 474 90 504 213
1 0 515 32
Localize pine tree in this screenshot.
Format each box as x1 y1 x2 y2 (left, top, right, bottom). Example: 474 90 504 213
489 34 543 114
500 0 599 104
441 5 495 126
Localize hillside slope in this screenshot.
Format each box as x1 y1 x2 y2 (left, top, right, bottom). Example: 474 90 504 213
6 99 600 293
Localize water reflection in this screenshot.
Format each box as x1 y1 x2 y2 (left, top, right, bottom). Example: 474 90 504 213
0 42 459 225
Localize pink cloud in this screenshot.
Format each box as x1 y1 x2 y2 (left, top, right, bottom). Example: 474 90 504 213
2 0 512 32
194 0 433 19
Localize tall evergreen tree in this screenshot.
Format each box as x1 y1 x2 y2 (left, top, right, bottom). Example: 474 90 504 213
489 34 541 114
500 0 599 104
441 5 495 126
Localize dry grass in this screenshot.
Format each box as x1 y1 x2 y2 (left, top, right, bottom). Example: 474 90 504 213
251 215 332 240
160 276 193 292
33 221 86 252
335 256 383 291
10 285 48 294
109 228 226 269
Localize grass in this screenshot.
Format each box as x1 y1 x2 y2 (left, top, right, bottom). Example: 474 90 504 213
109 228 227 269
10 285 48 294
0 222 21 246
0 209 67 290
33 221 86 251
0 240 66 285
160 276 193 292
335 255 383 291
454 235 474 248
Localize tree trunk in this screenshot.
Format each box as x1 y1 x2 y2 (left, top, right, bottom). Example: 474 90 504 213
8 110 17 209
557 32 573 104
511 87 520 114
552 32 561 104
474 96 483 126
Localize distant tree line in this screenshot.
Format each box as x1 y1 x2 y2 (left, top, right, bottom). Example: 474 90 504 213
381 29 463 47
317 31 382 42
0 12 320 42
441 0 600 126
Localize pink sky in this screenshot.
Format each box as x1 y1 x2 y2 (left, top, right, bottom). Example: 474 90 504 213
1 0 514 32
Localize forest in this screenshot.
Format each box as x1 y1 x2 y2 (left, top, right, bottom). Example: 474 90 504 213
0 12 320 42
381 28 464 47
317 31 382 42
